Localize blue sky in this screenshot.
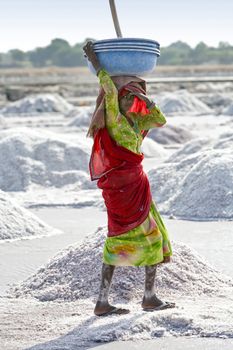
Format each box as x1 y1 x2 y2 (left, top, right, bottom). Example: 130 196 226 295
0 0 232 52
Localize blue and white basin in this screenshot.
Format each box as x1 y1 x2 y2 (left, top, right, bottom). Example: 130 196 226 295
85 38 160 76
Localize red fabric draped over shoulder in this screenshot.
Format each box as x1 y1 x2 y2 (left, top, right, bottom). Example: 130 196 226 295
128 95 150 115
119 87 150 138
89 127 152 237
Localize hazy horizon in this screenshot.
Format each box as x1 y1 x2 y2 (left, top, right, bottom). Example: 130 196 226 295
0 0 232 53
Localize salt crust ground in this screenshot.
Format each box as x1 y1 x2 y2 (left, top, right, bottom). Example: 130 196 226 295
4 227 233 348
1 296 233 350
0 93 74 115
148 132 233 219
0 190 61 241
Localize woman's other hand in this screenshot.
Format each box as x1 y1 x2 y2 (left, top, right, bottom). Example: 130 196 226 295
83 41 101 75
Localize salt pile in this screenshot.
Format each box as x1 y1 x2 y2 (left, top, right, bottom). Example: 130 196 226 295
0 190 60 241
141 138 167 158
223 103 233 116
0 114 5 125
147 124 195 145
214 132 233 150
159 90 212 115
148 136 233 219
67 106 94 127
199 93 233 113
10 227 233 302
0 93 74 115
0 128 90 191
8 228 233 341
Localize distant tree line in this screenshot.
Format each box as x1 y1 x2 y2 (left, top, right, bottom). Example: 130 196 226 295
0 38 233 68
160 41 233 65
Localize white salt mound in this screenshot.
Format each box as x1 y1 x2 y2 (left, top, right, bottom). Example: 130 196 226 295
67 106 94 127
141 138 167 158
214 132 233 150
199 93 233 113
223 103 233 116
0 93 74 115
0 190 60 241
10 227 233 301
148 136 233 219
0 114 5 125
160 90 212 115
164 137 213 162
147 124 195 145
0 128 91 191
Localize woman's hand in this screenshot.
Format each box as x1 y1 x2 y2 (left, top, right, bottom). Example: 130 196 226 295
83 41 101 74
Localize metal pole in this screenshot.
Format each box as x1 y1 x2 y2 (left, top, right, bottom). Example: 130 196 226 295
109 0 123 38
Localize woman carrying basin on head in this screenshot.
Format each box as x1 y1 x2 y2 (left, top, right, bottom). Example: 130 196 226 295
83 41 174 316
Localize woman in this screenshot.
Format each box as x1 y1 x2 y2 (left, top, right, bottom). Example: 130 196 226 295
83 41 175 316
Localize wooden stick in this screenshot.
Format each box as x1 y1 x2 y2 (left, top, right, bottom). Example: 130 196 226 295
109 0 123 38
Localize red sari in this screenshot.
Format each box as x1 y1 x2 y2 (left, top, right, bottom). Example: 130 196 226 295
89 126 152 237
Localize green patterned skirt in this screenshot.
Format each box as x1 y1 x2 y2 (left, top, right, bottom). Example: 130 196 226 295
103 200 172 266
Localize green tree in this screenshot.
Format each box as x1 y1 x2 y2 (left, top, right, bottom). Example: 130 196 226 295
9 49 25 62
160 41 192 65
193 42 210 64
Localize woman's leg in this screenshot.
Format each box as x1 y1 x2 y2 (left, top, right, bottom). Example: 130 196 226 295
142 264 175 310
142 264 162 308
94 263 130 316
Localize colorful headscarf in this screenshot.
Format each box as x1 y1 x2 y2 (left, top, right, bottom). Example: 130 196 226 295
86 75 150 138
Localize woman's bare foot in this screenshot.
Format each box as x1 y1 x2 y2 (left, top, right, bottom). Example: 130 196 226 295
94 301 130 316
142 295 163 309
142 295 175 311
